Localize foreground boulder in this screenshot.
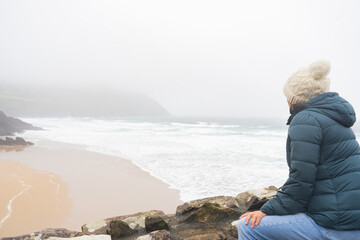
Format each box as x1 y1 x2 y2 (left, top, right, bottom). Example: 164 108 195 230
0 228 82 240
136 230 171 240
145 216 169 232
178 202 239 224
107 221 137 239
3 186 278 240
81 210 167 238
176 196 240 216
48 235 111 240
235 185 278 212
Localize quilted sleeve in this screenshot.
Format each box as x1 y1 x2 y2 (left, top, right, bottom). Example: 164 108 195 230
260 112 322 215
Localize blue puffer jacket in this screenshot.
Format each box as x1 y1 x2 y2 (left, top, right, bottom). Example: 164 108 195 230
260 92 360 230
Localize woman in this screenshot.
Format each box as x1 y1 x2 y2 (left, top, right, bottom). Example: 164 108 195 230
238 60 360 239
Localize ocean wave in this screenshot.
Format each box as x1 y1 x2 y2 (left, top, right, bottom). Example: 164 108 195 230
18 117 290 201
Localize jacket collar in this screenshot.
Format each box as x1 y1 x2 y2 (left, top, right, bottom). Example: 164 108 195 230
286 104 306 125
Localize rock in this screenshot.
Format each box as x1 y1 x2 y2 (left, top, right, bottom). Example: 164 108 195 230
14 137 27 145
145 216 169 232
107 220 137 238
82 220 109 234
5 137 15 145
183 232 226 240
81 219 136 238
168 187 279 239
174 228 228 240
0 110 42 136
137 230 171 240
82 210 166 236
176 196 240 216
107 210 166 231
181 202 239 223
48 235 111 240
235 186 278 212
229 220 239 238
0 228 82 240
118 210 166 231
0 137 34 146
137 236 153 240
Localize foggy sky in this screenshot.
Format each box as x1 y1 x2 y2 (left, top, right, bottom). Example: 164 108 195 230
1 0 359 119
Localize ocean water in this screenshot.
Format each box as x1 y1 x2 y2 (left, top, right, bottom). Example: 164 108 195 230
17 117 360 202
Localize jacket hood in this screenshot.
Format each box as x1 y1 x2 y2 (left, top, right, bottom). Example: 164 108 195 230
305 92 356 127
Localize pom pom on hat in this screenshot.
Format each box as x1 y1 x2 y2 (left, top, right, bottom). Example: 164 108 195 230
283 59 331 105
309 60 331 80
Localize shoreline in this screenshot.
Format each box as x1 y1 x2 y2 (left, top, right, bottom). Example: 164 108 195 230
0 140 183 237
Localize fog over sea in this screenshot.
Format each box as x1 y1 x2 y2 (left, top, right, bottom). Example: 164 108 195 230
18 117 360 202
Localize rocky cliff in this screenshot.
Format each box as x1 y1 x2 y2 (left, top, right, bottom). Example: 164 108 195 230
0 111 41 136
1 186 278 240
0 86 170 117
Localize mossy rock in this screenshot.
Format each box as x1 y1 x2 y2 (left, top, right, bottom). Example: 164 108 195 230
182 202 239 223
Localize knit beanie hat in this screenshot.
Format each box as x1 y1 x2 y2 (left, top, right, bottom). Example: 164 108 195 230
283 60 331 105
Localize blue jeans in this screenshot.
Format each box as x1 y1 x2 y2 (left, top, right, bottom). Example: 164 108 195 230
237 213 360 240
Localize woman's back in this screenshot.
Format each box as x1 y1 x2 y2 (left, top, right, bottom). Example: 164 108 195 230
261 91 360 230
300 92 360 230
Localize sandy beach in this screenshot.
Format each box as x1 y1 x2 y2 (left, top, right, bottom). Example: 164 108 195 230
0 141 183 237
0 160 71 237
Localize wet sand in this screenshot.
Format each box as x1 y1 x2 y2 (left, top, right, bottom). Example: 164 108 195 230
0 141 183 237
0 160 71 237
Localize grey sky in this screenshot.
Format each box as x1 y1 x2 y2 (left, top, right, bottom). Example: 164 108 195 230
1 0 359 119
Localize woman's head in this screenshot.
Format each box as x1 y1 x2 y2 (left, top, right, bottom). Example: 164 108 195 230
283 60 331 105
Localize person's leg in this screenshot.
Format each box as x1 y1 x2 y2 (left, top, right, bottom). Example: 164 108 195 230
316 224 360 240
237 213 324 240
